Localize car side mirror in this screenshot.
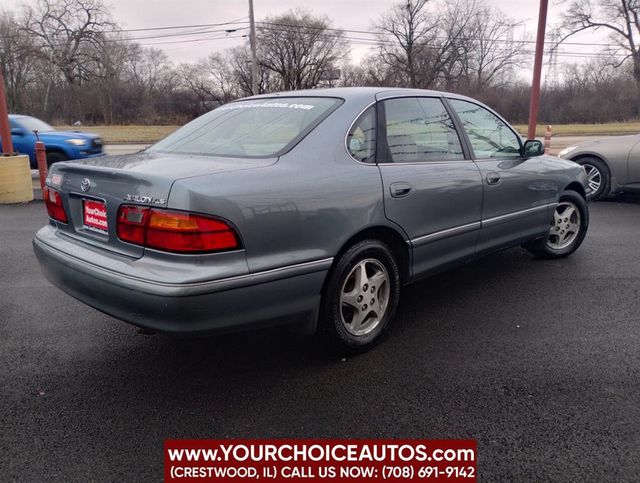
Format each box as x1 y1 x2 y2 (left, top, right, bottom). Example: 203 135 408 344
10 128 24 136
522 139 544 158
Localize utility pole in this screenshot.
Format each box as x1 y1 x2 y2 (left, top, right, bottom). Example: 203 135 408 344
248 0 259 96
527 0 549 140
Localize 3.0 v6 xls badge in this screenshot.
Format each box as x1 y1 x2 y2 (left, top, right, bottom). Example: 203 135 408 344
124 194 166 205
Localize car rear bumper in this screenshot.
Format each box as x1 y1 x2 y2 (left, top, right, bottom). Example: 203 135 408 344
33 228 331 334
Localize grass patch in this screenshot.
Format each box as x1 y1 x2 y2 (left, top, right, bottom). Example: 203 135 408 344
514 122 640 137
54 125 180 144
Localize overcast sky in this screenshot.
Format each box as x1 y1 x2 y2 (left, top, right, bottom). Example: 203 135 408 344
0 0 603 67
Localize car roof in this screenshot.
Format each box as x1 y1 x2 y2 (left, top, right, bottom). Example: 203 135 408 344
248 86 476 103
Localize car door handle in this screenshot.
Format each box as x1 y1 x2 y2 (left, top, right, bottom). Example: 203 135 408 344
390 182 413 198
486 172 501 185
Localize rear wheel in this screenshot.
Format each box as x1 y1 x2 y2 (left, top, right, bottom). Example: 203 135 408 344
524 190 589 259
319 240 400 353
46 151 68 167
574 156 610 200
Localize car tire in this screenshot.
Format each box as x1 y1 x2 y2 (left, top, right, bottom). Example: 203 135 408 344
574 156 610 201
319 240 400 353
524 190 589 259
46 151 68 167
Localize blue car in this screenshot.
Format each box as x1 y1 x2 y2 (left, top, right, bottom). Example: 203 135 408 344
6 115 104 169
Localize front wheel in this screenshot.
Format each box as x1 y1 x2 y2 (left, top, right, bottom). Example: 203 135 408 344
575 157 610 200
524 190 589 259
319 240 400 353
46 151 68 167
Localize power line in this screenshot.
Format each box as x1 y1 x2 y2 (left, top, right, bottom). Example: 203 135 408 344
256 20 627 49
0 19 250 41
3 14 628 61
138 34 246 48
7 15 623 50
255 24 628 59
15 26 249 48
112 18 249 33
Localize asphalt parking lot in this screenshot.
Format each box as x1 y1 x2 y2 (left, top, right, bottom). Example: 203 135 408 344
1 197 639 482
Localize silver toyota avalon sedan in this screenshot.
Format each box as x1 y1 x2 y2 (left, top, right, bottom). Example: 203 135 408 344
34 87 589 352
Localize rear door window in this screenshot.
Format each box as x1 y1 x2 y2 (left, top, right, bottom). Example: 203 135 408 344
383 97 464 163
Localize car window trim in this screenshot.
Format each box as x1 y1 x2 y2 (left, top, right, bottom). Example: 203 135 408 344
376 100 391 164
443 97 523 161
376 95 473 164
345 102 378 164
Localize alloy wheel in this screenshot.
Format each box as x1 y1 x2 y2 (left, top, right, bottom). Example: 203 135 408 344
583 163 602 194
547 201 581 250
340 258 390 336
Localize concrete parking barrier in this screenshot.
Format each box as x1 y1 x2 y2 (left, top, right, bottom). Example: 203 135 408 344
0 155 35 203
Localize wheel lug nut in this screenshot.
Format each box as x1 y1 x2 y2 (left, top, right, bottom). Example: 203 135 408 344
370 287 375 293
370 299 375 305
564 218 568 222
357 295 363 303
362 304 367 310
362 284 368 291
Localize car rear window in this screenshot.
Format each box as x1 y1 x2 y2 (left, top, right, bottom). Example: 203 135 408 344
149 97 342 158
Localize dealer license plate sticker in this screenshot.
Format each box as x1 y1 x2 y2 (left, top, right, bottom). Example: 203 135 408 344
83 199 109 233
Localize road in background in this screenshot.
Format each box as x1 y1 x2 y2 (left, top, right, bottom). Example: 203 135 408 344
104 144 148 155
1 197 639 481
549 135 612 153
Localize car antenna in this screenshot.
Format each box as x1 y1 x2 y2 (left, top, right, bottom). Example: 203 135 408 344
33 130 39 141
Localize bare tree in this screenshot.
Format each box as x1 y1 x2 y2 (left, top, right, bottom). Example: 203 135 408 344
374 0 437 88
22 0 116 85
463 5 524 89
227 45 275 96
339 56 405 87
557 0 640 96
205 53 239 102
0 11 40 112
128 47 173 93
375 0 477 89
256 9 348 90
178 53 238 111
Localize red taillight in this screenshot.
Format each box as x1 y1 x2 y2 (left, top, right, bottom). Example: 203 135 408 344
43 186 67 223
117 205 240 253
118 205 148 245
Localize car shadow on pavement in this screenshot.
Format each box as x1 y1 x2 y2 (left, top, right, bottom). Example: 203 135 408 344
72 245 548 386
602 193 640 204
24 240 604 449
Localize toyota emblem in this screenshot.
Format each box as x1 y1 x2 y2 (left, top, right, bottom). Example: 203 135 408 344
80 178 91 192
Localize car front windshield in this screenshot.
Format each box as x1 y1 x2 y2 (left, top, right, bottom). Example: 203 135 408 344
149 97 342 157
16 117 54 133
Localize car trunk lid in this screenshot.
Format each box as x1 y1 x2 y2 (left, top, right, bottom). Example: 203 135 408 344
49 151 276 258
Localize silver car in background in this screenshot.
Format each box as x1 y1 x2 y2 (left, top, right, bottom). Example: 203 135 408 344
34 88 589 352
558 135 640 200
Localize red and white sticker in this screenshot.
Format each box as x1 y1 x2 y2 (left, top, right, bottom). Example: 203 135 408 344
83 199 108 232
